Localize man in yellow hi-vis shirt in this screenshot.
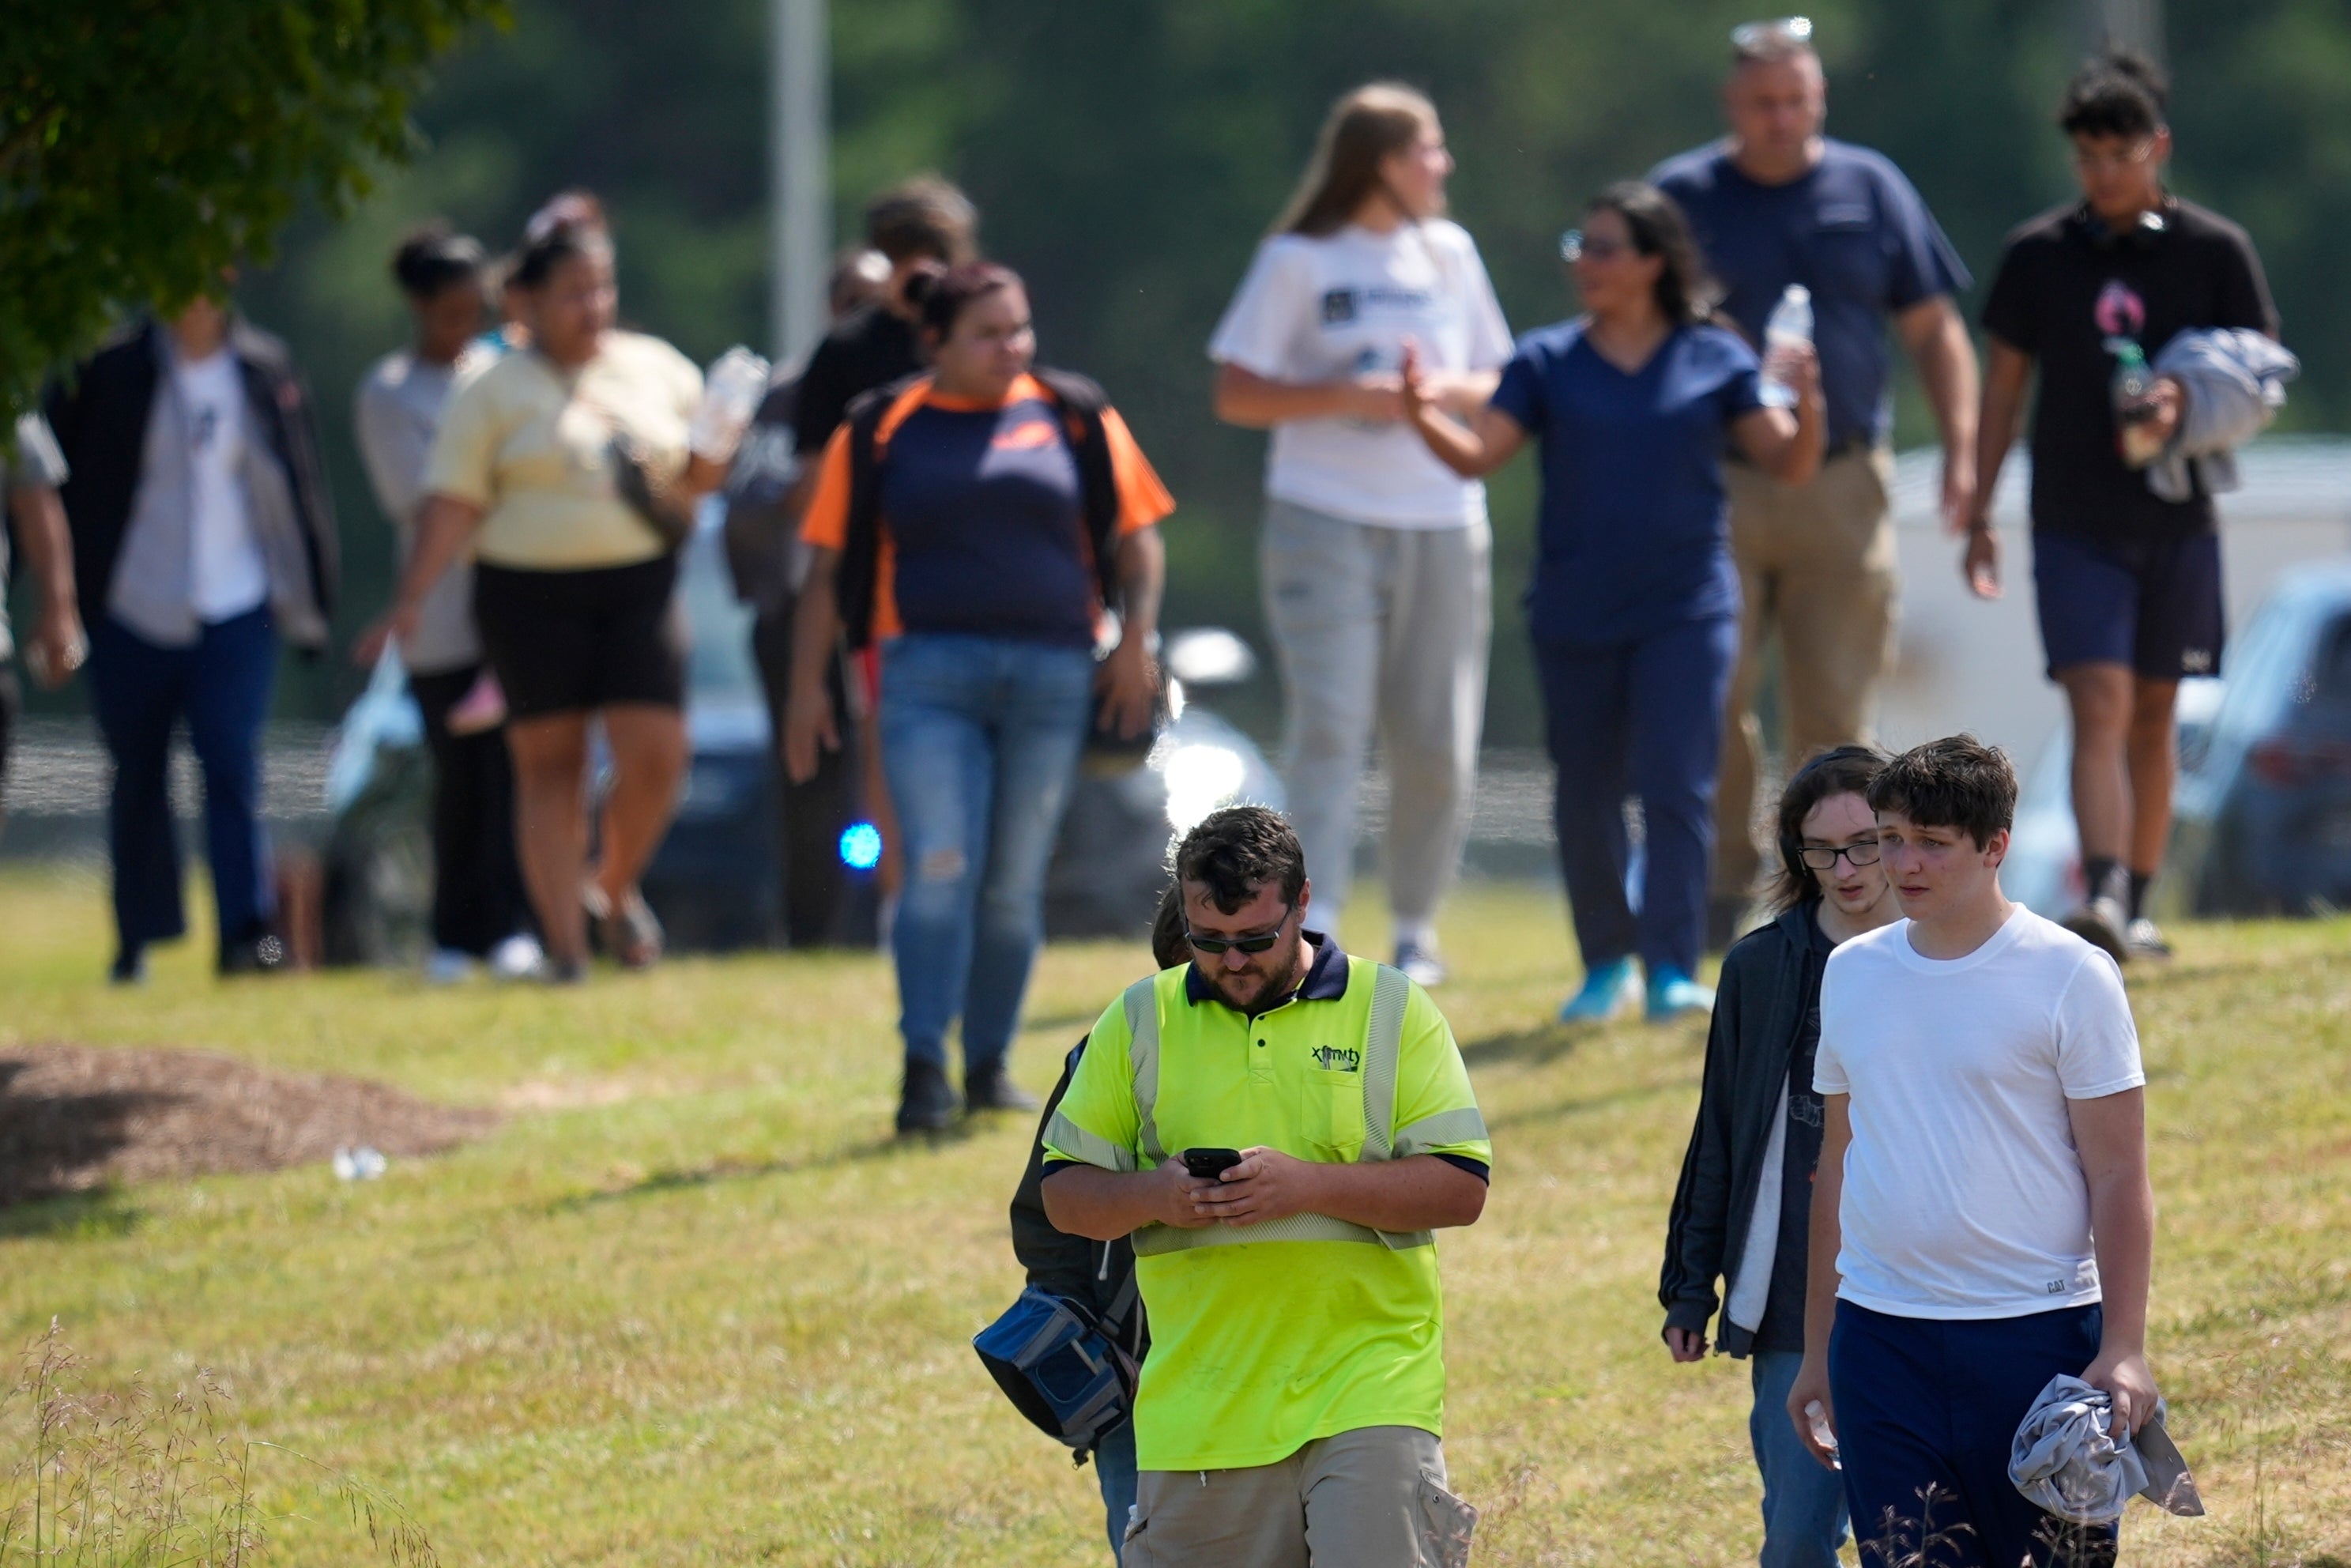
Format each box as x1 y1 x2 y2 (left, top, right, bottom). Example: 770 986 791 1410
1042 805 1490 1568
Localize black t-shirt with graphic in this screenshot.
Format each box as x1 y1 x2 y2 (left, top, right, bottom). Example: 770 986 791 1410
1981 198 2277 547
791 303 921 457
1752 913 1836 1355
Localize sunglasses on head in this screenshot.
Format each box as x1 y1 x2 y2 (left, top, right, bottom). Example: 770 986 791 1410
1731 14 1813 55
1186 904 1296 956
1559 229 1633 262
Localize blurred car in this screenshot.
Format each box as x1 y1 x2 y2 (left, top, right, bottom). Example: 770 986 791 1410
319 503 1281 964
2000 679 2224 919
2168 561 2351 916
2000 560 2351 921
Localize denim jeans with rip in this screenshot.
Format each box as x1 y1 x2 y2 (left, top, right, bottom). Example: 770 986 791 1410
879 631 1095 1074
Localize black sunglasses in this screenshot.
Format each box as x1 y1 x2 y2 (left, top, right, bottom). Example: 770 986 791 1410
1186 905 1297 956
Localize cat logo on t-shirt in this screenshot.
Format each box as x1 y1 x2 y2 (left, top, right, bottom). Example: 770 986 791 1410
1321 288 1358 325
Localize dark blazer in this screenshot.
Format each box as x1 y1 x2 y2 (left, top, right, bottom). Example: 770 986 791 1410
1012 1038 1147 1363
1658 905 1822 1358
44 317 338 648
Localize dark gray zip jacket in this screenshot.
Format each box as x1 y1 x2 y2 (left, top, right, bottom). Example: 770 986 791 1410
1659 906 1821 1358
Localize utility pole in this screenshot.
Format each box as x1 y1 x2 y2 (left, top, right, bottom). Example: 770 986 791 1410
2085 0 2165 61
770 0 830 369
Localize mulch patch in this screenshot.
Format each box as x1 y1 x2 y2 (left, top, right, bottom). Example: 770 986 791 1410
0 1044 499 1205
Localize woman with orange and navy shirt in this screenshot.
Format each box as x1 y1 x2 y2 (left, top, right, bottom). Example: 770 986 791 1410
785 262 1173 1135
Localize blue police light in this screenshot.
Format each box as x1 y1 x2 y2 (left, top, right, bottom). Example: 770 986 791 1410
838 822 884 871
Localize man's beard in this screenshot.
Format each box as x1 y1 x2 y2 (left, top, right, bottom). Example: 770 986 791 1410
1205 933 1304 1014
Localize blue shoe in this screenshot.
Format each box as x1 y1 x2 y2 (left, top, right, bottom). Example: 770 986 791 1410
1559 957 1641 1023
1646 966 1716 1022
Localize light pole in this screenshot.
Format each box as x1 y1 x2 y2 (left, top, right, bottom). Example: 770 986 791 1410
770 0 830 369
2085 0 2165 61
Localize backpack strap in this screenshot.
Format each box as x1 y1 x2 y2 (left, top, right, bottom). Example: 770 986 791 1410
832 373 931 651
1030 366 1123 613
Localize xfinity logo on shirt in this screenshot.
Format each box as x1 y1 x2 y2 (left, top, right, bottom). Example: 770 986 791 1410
1309 1043 1363 1072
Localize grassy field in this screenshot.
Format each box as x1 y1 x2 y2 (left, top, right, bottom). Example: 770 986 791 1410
0 858 2345 1566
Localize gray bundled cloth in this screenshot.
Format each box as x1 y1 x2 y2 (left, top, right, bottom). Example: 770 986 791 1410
2010 1374 2206 1525
2145 328 2300 503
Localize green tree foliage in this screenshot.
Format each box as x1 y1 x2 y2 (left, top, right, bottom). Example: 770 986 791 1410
74 0 2351 729
0 0 508 420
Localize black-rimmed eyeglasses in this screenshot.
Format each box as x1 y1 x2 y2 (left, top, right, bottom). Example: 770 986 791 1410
1799 840 1881 870
1186 905 1296 956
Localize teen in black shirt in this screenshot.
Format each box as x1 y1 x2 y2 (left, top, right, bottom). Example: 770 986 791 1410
1966 51 2279 963
788 177 978 462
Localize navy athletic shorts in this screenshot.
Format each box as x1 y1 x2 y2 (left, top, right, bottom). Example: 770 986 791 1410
1830 1299 2116 1567
2031 528 2223 682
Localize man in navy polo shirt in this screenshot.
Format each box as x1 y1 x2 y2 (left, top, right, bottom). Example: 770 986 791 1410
1652 17 1979 947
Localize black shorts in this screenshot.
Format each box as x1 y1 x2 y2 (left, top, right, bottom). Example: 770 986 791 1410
2031 527 2224 681
473 556 685 720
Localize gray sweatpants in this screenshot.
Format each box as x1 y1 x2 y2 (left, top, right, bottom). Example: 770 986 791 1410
1260 498 1490 937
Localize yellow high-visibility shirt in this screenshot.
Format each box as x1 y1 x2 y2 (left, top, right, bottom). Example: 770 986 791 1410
1042 938 1491 1472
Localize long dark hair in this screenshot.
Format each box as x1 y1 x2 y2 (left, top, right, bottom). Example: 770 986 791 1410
1276 82 1439 237
1584 181 1720 326
1769 744 1890 914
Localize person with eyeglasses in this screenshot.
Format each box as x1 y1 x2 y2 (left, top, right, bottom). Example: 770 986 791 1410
1658 744 1891 1568
1208 81 1513 989
1648 16 1977 954
1041 805 1490 1567
1401 182 1822 1024
1969 50 2278 966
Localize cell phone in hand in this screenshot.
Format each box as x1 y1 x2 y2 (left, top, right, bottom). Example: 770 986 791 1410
1182 1148 1243 1180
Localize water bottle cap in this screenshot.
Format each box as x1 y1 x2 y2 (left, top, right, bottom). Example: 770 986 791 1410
1784 285 1810 303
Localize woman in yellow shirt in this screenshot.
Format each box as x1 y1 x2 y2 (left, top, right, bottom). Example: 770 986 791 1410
359 201 724 979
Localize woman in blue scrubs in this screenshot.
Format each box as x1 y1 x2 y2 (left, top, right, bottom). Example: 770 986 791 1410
1403 181 1822 1021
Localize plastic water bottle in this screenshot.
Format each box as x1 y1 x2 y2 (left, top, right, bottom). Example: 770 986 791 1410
2106 336 2165 468
1803 1400 1841 1470
1760 285 1813 408
688 345 774 461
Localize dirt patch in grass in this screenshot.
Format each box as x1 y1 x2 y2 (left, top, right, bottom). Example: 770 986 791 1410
0 1044 498 1204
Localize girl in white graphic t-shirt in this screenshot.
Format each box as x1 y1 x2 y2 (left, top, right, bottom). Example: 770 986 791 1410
1208 83 1512 988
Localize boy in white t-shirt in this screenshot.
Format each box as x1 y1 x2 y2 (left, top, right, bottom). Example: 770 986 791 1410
1787 736 2156 1565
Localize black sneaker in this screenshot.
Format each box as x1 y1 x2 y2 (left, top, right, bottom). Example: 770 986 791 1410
896 1059 961 1134
963 1061 1040 1114
218 933 288 976
108 947 147 986
2060 895 2130 963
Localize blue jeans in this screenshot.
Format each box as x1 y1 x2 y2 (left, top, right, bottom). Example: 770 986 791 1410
85 608 278 956
1534 617 1737 978
879 632 1095 1073
1750 1350 1851 1568
1094 1419 1137 1562
1831 1301 2116 1568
